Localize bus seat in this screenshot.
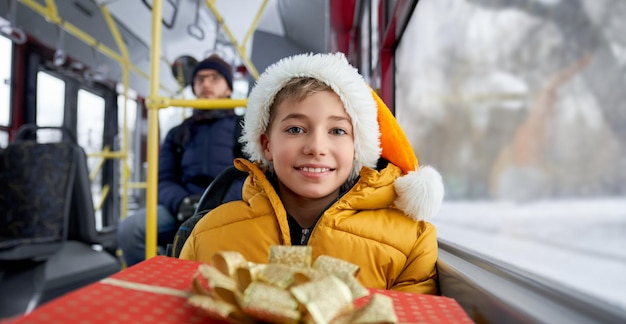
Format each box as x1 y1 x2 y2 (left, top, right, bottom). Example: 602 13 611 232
167 166 248 258
0 125 120 318
66 142 117 251
0 141 75 261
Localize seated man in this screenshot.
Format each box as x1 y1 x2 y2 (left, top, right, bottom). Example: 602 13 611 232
117 54 243 267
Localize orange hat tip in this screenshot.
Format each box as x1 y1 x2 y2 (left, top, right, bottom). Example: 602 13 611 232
394 165 445 221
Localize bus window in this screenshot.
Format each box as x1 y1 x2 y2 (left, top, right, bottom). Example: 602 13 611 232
77 89 105 154
370 0 380 84
118 94 138 174
395 0 626 310
77 89 105 229
0 130 7 148
1 35 12 147
118 94 143 208
36 71 65 142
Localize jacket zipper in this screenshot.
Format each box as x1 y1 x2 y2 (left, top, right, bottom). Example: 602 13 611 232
301 188 351 245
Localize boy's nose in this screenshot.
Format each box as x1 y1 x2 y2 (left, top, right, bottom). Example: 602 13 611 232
303 132 328 156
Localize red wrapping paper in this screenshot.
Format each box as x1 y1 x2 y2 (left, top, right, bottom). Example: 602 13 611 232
4 256 473 324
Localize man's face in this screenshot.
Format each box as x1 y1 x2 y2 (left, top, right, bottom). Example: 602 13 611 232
192 69 232 99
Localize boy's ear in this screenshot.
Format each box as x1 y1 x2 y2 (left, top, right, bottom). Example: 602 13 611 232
260 133 272 161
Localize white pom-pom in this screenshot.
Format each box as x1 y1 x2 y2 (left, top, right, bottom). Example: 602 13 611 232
394 165 444 221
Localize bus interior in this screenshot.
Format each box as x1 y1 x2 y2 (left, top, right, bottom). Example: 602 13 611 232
1 0 625 322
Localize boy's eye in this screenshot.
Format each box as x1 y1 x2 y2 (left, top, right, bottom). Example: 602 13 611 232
286 126 304 134
330 128 347 136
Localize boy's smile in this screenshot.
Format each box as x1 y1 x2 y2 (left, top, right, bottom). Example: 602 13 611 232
261 90 355 205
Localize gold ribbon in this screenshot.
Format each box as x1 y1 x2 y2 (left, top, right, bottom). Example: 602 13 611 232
100 278 192 298
189 247 399 323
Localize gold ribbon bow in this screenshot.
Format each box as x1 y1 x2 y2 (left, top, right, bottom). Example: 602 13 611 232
188 246 398 323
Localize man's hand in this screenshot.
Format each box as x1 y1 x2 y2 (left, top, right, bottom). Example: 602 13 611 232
176 195 201 222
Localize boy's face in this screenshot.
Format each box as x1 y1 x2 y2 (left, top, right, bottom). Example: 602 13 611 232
261 90 355 201
193 69 232 99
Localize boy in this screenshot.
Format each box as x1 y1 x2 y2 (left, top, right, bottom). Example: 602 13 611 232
180 53 444 294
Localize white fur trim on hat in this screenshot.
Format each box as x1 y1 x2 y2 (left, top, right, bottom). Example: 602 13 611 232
242 52 380 181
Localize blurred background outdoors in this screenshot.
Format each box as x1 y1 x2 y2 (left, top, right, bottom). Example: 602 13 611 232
394 0 626 310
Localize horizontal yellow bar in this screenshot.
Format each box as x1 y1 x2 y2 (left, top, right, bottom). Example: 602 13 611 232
128 182 147 189
170 98 247 108
87 151 127 159
146 97 247 109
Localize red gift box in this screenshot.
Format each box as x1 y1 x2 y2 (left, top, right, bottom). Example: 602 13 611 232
5 256 473 323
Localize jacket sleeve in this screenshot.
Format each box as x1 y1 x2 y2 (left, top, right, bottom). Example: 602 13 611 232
391 222 439 294
158 126 190 215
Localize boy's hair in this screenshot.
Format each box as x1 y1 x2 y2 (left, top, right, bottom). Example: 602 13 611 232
267 77 333 129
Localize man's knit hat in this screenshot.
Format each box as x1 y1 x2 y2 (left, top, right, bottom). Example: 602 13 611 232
242 52 444 220
191 54 233 93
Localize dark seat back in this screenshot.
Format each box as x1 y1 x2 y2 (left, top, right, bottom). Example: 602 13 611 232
0 125 120 318
0 128 77 260
168 166 248 258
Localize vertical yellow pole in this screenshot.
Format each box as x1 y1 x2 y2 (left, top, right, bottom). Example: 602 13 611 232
145 0 163 260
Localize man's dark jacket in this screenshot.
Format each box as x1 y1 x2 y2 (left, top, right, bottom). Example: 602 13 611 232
158 109 243 216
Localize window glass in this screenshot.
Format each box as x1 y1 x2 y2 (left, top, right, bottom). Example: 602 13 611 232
0 132 8 148
36 71 66 142
0 35 11 126
77 89 105 153
77 89 105 229
232 68 249 116
118 94 143 210
359 1 371 83
370 0 380 89
159 106 189 143
396 0 626 310
118 94 138 168
118 94 138 177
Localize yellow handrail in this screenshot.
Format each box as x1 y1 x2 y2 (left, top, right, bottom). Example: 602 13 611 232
18 0 175 95
87 151 127 159
242 0 268 47
43 0 60 24
85 146 109 213
145 0 261 261
95 185 111 211
128 182 147 189
146 0 164 260
145 97 247 110
88 148 108 181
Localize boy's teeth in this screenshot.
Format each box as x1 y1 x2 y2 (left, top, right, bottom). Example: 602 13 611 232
302 167 329 173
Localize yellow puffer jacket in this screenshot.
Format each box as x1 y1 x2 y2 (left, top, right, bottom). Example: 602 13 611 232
179 158 438 294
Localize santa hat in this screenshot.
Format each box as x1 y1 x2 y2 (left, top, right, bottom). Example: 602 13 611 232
242 53 444 220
